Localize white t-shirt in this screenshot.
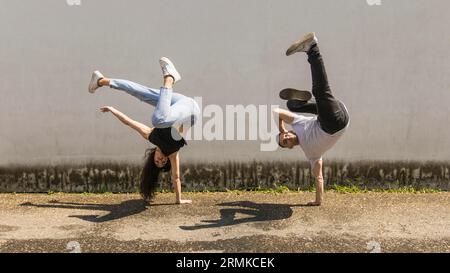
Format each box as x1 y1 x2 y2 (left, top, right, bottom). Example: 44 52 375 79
291 114 348 168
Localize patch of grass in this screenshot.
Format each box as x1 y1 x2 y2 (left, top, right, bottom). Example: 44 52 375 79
414 188 441 193
178 185 300 195
305 184 316 192
331 185 369 194
42 191 127 196
153 186 443 195
2 185 442 196
372 186 441 194
330 184 442 194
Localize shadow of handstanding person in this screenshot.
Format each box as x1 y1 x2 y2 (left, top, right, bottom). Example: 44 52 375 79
180 201 296 230
20 199 173 223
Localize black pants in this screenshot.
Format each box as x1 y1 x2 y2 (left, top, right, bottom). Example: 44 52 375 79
287 44 349 134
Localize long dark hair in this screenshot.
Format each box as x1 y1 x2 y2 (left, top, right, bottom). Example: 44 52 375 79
140 147 171 202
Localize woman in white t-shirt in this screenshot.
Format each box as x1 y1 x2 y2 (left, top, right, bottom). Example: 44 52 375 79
274 32 350 206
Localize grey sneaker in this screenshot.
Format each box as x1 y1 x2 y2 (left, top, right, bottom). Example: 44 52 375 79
88 70 104 93
159 57 181 83
286 32 318 56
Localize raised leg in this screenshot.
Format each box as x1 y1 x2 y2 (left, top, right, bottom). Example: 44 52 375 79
307 45 349 134
104 78 186 106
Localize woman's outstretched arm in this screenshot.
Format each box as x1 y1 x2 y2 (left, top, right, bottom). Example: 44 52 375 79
168 152 192 204
100 106 153 139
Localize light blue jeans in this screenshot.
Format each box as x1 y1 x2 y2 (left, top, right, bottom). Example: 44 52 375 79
109 79 200 128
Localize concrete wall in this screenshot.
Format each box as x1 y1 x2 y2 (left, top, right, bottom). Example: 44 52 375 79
1 0 450 166
1 161 449 193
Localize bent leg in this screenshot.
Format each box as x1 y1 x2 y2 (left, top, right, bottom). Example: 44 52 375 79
152 95 198 128
152 87 173 127
151 75 200 128
109 79 187 106
307 45 348 133
287 100 318 115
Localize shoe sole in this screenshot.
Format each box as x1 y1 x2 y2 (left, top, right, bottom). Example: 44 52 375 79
279 88 312 101
286 32 315 56
88 72 98 93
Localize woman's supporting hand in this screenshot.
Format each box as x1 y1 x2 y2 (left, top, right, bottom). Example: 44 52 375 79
306 201 321 206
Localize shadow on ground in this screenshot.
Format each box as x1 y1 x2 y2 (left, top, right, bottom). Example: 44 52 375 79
19 200 306 226
180 201 304 230
19 199 172 223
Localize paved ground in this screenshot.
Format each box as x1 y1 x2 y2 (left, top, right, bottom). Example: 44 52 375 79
0 192 449 253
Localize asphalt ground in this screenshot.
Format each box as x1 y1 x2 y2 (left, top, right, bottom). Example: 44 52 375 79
0 192 449 253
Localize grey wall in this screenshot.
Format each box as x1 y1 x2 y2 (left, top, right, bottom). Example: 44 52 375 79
1 0 449 165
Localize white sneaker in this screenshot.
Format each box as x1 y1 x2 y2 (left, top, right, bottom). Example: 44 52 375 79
88 70 104 93
159 57 181 83
286 32 318 56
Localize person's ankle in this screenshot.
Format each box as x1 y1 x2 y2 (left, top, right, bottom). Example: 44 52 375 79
98 78 110 87
163 75 175 88
97 78 103 86
164 75 175 83
307 43 318 55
